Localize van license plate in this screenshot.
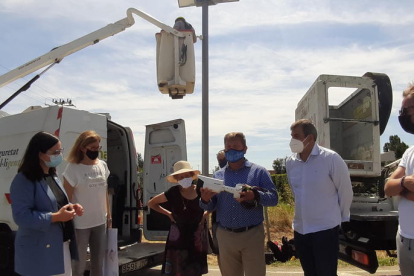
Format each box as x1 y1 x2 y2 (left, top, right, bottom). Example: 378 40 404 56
121 259 149 274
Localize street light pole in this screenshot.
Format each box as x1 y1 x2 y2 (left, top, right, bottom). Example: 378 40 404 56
201 2 209 176
178 0 239 175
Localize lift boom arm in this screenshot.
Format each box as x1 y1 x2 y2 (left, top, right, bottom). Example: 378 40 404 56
0 8 184 89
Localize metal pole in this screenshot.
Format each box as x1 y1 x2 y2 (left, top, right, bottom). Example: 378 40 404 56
202 2 209 175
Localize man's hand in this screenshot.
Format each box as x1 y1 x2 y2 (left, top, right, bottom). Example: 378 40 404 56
236 188 255 202
200 188 217 203
402 190 414 201
403 175 414 192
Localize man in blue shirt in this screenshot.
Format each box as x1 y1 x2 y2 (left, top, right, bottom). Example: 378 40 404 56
200 132 278 276
217 150 227 169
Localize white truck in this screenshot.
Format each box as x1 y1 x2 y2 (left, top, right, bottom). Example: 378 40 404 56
0 7 194 276
0 106 187 275
295 72 396 273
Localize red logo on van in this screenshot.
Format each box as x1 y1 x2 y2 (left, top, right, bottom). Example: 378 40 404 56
5 193 11 204
151 155 162 164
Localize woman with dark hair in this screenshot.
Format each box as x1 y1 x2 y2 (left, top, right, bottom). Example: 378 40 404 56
63 130 111 276
10 131 83 276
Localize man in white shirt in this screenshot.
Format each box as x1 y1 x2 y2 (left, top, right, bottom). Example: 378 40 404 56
286 119 353 276
385 83 414 276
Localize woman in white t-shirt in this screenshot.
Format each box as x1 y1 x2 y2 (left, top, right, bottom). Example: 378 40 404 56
63 130 111 276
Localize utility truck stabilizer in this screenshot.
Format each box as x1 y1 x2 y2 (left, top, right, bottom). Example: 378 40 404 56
295 72 396 274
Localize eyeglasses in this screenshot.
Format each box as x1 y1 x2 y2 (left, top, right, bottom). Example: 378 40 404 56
399 106 414 116
86 145 102 151
47 148 64 155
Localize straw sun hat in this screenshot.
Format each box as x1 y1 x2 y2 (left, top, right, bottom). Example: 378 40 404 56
166 160 200 183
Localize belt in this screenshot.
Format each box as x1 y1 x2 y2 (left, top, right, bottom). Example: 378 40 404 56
221 224 259 233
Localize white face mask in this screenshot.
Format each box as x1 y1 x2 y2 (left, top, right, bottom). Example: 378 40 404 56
178 177 193 188
289 136 309 153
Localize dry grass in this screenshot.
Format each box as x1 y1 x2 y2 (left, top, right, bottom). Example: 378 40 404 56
265 204 295 242
207 203 295 266
143 203 398 268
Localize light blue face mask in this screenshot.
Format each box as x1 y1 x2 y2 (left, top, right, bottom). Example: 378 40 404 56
225 149 245 163
45 154 63 168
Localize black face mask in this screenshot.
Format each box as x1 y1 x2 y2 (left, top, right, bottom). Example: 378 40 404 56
86 149 99 160
399 115 414 134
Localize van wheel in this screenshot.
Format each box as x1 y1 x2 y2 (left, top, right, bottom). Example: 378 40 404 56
0 230 15 276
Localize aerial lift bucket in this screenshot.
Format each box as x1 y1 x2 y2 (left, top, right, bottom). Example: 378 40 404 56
155 30 195 99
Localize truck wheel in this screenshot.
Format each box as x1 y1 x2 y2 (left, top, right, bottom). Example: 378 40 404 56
363 72 393 135
0 230 15 276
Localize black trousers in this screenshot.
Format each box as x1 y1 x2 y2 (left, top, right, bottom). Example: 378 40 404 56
294 225 339 276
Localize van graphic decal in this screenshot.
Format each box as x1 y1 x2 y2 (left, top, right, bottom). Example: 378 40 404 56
0 149 19 158
0 149 21 170
151 155 162 164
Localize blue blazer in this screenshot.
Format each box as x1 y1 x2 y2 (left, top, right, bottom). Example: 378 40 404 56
10 173 78 276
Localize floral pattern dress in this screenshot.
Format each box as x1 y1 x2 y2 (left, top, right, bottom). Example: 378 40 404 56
162 185 208 276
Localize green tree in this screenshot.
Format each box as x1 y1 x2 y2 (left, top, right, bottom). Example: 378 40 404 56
137 152 144 171
272 158 286 174
383 135 409 159
136 153 144 190
212 165 220 174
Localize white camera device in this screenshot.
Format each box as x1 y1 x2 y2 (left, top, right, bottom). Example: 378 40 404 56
197 175 243 198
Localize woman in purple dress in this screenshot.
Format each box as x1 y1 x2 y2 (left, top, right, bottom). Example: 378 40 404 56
148 161 208 276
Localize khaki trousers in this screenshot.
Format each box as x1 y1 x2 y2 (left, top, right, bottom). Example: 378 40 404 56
216 223 266 276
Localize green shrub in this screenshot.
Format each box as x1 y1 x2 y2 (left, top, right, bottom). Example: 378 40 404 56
271 174 294 205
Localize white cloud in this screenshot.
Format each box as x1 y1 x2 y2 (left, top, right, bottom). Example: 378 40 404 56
2 1 414 170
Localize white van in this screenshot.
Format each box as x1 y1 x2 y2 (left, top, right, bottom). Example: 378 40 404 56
0 105 187 275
